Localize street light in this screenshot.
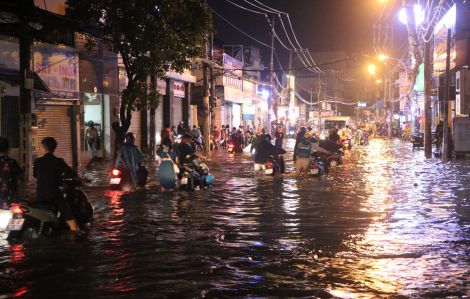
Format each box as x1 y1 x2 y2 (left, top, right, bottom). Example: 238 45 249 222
368 65 376 72
398 5 424 25
376 79 381 83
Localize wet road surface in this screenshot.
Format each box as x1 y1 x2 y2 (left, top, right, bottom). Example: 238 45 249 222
1 138 470 298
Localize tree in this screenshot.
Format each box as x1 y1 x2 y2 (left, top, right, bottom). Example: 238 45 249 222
66 0 213 148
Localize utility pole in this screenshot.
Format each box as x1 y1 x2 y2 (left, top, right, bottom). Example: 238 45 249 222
318 73 322 128
387 66 392 139
286 49 292 126
209 33 216 133
443 29 452 161
267 16 275 135
203 63 210 151
424 26 432 158
19 1 34 178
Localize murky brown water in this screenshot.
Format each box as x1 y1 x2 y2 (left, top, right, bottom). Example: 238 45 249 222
1 138 470 298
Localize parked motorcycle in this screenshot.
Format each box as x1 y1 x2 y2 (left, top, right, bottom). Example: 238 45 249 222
411 133 424 149
6 179 94 240
178 156 214 191
264 155 285 176
110 166 148 190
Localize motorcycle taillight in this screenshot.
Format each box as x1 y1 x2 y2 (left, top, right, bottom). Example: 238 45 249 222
266 161 272 166
11 205 29 214
310 163 317 168
112 169 120 176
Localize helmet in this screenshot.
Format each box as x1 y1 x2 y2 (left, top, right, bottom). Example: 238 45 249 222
204 174 214 186
264 134 272 141
125 132 135 144
300 127 306 132
304 132 313 139
0 137 10 153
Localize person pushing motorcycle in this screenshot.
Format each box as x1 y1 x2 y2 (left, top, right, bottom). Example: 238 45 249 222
0 137 23 210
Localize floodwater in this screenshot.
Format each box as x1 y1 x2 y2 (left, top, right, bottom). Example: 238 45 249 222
1 138 470 298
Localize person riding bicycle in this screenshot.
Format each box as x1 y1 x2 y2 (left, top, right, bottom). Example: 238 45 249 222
0 137 23 210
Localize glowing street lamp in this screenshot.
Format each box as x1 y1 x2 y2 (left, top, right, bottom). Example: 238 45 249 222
376 79 381 83
368 65 375 73
399 5 424 25
378 54 388 60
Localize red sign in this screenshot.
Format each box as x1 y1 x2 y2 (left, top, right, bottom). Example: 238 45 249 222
174 81 185 98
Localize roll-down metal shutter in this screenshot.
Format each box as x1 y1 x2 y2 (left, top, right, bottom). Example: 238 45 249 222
128 110 141 148
36 105 73 165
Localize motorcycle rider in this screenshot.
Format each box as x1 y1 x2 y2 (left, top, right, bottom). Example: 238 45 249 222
274 126 285 149
190 125 203 145
114 132 146 187
174 134 208 165
177 121 186 136
231 129 244 153
253 134 286 177
33 137 80 231
210 126 221 149
329 127 341 144
0 137 23 210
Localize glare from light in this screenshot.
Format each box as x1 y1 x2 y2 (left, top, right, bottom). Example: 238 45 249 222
368 65 376 72
399 5 424 25
261 89 269 100
378 54 389 60
370 71 376 75
377 79 381 83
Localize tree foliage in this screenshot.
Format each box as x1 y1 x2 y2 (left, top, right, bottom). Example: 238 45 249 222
66 0 213 134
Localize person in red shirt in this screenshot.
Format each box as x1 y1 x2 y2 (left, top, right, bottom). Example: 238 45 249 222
160 124 173 144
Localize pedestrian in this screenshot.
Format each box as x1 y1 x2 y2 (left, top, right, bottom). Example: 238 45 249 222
0 137 23 210
355 127 363 145
256 124 262 135
220 125 227 149
84 121 99 150
435 120 444 152
295 136 311 177
293 127 307 161
274 126 284 148
157 137 179 192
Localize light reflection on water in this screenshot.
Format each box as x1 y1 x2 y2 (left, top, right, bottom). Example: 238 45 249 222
0 138 469 298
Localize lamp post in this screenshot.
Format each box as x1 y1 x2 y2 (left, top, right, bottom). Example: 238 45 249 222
369 65 391 138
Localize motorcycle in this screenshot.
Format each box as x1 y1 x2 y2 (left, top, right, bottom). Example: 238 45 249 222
311 151 330 175
411 133 424 149
227 139 236 153
309 159 325 177
110 165 148 190
342 137 353 150
6 179 94 240
190 138 204 152
327 150 344 167
178 156 214 191
264 155 285 176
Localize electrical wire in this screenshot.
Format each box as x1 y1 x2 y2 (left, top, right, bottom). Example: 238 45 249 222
208 6 272 48
224 0 266 15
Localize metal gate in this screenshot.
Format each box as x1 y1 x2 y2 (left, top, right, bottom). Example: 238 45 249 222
0 96 20 148
35 105 73 165
128 110 141 148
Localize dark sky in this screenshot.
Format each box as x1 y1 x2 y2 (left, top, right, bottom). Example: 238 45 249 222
207 0 410 69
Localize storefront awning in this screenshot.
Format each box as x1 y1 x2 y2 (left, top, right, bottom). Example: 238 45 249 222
0 68 51 93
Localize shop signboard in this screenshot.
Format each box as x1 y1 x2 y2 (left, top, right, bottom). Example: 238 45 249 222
242 104 255 121
174 81 185 98
288 107 299 118
321 110 334 117
399 72 413 112
34 43 79 99
434 5 456 77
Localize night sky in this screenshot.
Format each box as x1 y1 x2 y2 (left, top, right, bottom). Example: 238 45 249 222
207 0 412 70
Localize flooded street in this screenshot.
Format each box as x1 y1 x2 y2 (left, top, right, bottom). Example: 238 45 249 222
1 138 470 298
